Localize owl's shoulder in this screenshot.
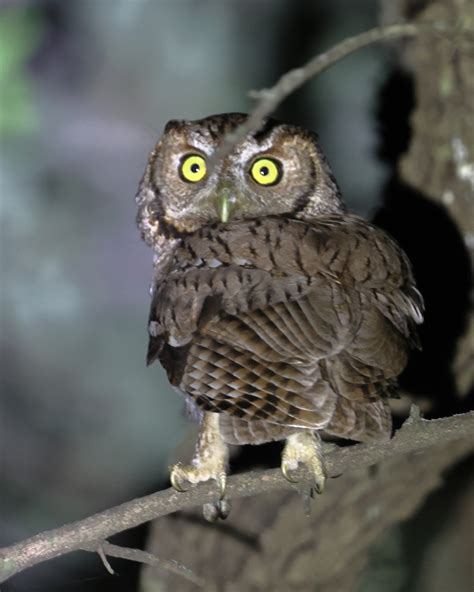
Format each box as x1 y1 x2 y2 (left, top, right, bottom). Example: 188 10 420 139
165 213 406 280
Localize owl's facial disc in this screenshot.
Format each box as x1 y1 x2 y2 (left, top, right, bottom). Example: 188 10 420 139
178 154 233 223
143 113 344 236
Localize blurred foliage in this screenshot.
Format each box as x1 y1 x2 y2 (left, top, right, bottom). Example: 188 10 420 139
0 6 42 135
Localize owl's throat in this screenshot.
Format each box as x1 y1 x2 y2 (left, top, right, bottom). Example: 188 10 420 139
163 193 235 234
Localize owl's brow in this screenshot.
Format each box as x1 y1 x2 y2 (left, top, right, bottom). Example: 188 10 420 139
185 137 214 155
186 126 276 166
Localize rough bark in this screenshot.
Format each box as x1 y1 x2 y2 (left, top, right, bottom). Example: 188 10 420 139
383 0 473 396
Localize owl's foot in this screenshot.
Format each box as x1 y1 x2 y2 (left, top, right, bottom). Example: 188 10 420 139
170 412 230 521
281 431 327 494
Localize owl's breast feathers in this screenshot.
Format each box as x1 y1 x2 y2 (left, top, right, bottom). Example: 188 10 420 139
147 215 423 443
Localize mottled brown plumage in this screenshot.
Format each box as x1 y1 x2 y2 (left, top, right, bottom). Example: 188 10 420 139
136 113 423 516
148 213 421 442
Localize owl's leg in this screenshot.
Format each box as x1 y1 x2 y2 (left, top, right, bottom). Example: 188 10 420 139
281 430 327 494
170 411 230 521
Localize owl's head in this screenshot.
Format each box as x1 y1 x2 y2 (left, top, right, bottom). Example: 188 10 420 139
136 113 344 244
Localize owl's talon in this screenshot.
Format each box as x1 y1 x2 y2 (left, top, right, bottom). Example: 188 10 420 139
170 463 189 493
169 462 226 499
168 413 230 519
313 478 325 495
281 462 299 484
281 431 327 494
217 473 226 500
203 499 231 522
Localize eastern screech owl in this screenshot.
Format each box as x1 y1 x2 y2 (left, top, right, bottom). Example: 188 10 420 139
135 113 423 520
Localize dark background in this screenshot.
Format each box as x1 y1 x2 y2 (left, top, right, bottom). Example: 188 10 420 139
1 1 471 591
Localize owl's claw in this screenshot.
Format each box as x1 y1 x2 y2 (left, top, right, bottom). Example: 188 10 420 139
169 412 229 520
281 431 327 494
169 462 227 499
170 462 190 493
217 472 226 500
203 499 232 522
281 462 300 484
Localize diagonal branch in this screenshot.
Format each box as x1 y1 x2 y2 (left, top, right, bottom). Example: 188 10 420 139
208 21 458 170
1 410 473 584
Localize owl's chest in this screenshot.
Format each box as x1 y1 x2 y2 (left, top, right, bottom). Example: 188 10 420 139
149 217 368 353
151 262 320 348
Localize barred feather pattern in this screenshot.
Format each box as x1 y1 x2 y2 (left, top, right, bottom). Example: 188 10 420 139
147 214 423 445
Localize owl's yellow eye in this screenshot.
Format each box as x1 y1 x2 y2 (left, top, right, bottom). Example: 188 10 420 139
179 154 207 183
250 158 282 186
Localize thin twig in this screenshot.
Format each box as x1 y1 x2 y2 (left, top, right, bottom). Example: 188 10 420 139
208 21 453 170
82 541 205 587
1 411 473 584
96 543 115 575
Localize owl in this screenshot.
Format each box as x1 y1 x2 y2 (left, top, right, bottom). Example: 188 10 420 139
136 113 423 520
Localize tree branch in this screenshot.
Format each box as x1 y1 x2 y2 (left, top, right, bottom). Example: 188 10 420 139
208 21 457 170
81 541 205 588
1 410 473 584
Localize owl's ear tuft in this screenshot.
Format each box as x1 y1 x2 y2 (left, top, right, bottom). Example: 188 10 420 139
164 119 181 133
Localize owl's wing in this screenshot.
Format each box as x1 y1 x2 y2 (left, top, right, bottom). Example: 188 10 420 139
148 216 423 442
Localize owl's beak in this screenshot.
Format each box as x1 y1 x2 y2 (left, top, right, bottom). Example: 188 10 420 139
218 194 231 224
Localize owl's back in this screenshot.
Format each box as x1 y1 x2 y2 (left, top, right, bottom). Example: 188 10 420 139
147 214 423 445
